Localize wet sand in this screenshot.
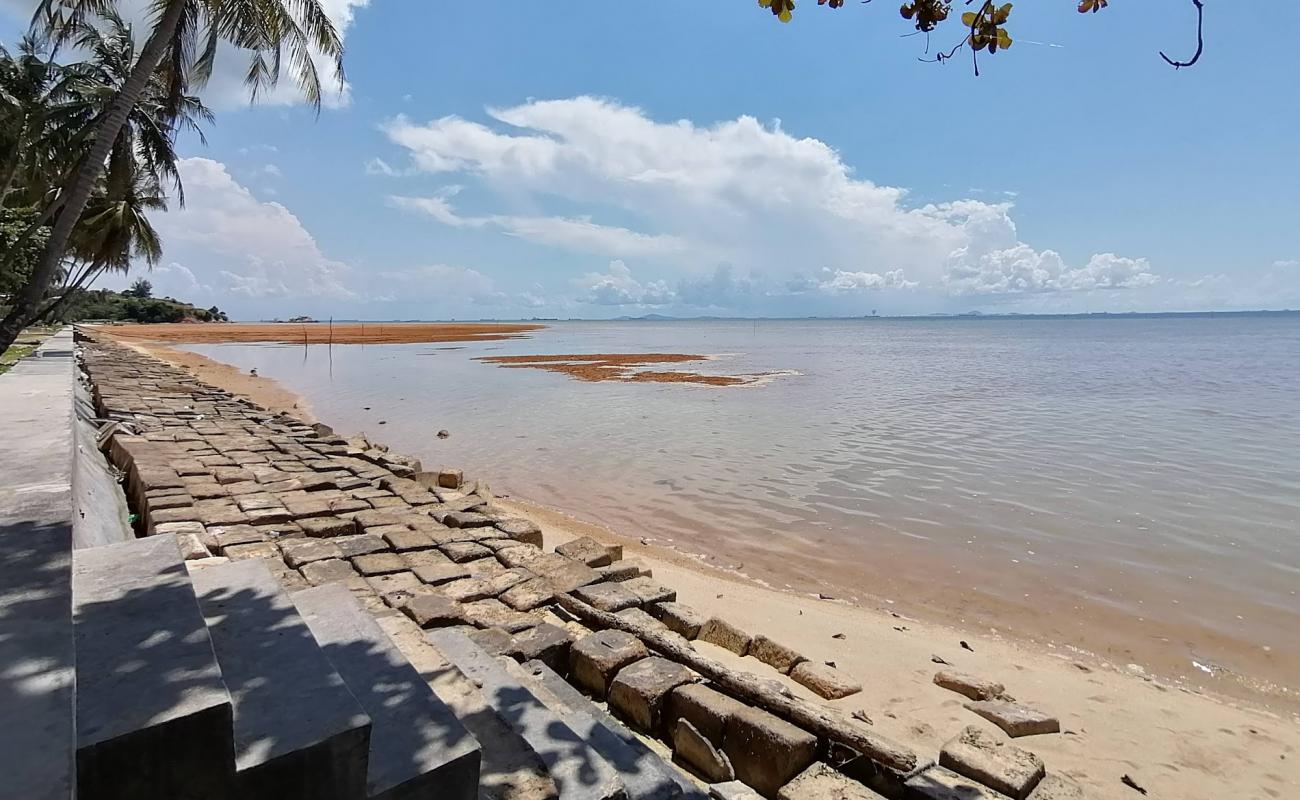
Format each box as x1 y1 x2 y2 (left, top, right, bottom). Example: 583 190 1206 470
478 353 753 385
93 321 543 345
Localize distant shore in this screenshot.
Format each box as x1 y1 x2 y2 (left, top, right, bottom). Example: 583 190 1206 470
92 320 544 345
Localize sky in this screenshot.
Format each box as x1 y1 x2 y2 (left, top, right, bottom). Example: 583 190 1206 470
3 1 1299 320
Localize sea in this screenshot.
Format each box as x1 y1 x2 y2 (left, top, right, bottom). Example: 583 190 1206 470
183 314 1300 703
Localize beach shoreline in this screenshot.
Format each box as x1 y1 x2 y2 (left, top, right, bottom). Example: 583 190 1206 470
92 323 1300 799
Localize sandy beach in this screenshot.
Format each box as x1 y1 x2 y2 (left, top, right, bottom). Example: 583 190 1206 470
92 323 1300 800
95 321 544 345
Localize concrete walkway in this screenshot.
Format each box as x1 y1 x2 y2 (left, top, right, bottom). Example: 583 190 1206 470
0 327 76 800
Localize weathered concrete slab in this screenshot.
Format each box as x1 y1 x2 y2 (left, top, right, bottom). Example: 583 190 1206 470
190 558 371 799
963 701 1060 738
428 628 626 800
294 584 481 800
571 629 649 699
934 671 1005 702
74 535 235 800
939 726 1044 800
607 657 698 733
775 762 886 800
904 765 1011 800
521 659 704 800
721 705 818 799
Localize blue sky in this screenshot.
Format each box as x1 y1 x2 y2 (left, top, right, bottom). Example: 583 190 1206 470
4 0 1298 319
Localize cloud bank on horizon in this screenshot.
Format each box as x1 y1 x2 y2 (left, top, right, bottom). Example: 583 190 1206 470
92 97 1293 320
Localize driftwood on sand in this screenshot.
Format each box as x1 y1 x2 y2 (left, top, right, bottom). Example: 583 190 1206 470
554 592 920 774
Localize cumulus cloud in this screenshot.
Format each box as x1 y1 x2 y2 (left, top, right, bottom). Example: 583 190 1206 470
375 97 1155 302
148 157 354 302
577 260 675 306
390 194 689 258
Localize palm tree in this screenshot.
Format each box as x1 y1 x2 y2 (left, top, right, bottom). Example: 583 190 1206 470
35 12 213 322
0 0 344 352
0 34 87 206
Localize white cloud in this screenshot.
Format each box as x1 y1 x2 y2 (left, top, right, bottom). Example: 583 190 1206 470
390 194 689 258
1274 259 1299 270
377 97 1156 300
577 260 675 306
154 158 354 301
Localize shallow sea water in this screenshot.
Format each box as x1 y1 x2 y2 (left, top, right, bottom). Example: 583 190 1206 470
187 316 1300 701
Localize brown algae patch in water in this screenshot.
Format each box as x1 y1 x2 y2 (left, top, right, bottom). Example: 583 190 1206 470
477 353 766 386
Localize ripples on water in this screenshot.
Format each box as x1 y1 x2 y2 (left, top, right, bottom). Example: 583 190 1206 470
189 316 1300 696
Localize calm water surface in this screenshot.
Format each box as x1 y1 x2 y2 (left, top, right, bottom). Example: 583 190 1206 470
188 317 1300 701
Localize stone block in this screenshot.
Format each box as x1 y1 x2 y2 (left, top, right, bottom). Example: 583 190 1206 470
332 533 388 558
351 552 408 576
722 706 818 799
383 528 436 551
750 635 807 674
352 509 407 530
499 576 556 611
712 781 765 800
460 599 543 633
467 626 516 657
777 762 886 800
934 670 1006 702
437 577 496 603
401 549 452 569
790 661 862 700
595 562 642 582
279 538 343 569
400 592 466 629
904 765 1010 800
608 656 697 732
442 511 492 529
699 617 753 655
615 607 667 632
495 518 543 547
939 726 1045 800
211 524 266 550
222 542 281 562
298 516 357 538
176 532 212 560
573 581 641 612
570 629 650 699
666 683 749 747
674 718 735 783
437 469 463 489
620 575 675 605
441 541 493 563
412 562 470 586
555 536 614 567
528 553 601 592
300 558 359 586
496 543 545 568
1025 774 1084 800
509 623 573 673
365 571 423 598
964 701 1060 739
652 601 706 639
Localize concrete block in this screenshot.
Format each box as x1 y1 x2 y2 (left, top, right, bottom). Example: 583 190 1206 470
934 671 1005 702
665 683 748 746
279 538 343 568
521 659 701 800
673 719 735 783
722 706 818 798
294 585 481 800
300 558 359 585
429 629 625 800
790 661 862 699
620 576 676 606
555 536 614 567
1025 774 1084 800
73 535 235 800
698 617 752 656
939 726 1044 800
608 656 698 733
749 635 807 674
190 559 370 799
964 702 1060 738
776 763 886 800
352 552 409 575
571 629 649 699
652 602 706 639
499 576 556 610
495 518 543 547
573 581 642 612
904 765 1011 800
401 592 466 628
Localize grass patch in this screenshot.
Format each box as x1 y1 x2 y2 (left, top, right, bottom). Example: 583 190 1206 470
0 344 38 375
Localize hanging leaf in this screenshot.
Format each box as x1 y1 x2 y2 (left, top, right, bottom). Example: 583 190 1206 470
1078 0 1108 12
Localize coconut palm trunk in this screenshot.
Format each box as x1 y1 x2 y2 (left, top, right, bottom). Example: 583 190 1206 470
0 0 185 353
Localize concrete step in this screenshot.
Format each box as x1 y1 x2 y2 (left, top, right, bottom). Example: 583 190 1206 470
428 628 628 800
73 534 235 800
518 660 708 800
292 585 481 800
189 558 371 800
